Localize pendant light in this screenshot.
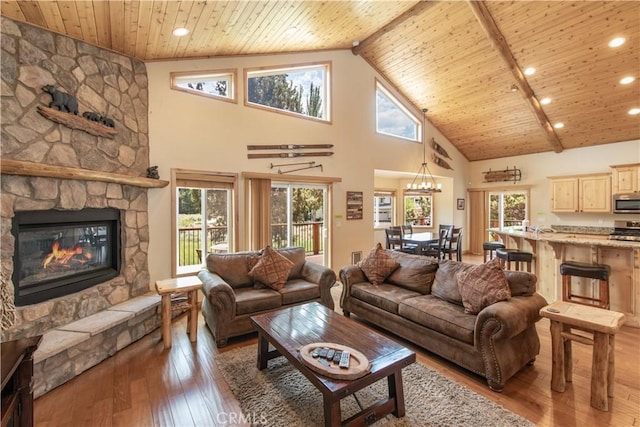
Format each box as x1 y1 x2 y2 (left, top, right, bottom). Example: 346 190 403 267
406 108 442 193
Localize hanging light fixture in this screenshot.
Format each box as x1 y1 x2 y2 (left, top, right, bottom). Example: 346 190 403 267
406 108 442 193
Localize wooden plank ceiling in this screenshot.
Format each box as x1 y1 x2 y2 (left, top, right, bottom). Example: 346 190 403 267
2 1 638 161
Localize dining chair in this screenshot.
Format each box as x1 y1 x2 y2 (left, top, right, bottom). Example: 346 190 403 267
442 227 463 261
385 227 418 254
401 224 413 235
424 224 453 259
421 228 449 259
385 227 403 250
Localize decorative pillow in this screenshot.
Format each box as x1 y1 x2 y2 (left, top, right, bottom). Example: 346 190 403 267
248 246 295 291
357 243 400 286
456 257 511 314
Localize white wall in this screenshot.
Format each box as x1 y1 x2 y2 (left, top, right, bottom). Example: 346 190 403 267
468 140 640 228
146 50 469 284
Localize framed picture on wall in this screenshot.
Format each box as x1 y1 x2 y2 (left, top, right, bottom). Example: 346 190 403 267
457 198 465 210
346 191 363 220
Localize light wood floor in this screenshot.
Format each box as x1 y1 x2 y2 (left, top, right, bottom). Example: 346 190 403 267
35 256 640 427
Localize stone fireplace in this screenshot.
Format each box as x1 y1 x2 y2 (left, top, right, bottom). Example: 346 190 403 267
1 17 165 395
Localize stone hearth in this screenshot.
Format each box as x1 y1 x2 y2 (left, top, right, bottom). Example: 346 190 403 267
1 16 162 394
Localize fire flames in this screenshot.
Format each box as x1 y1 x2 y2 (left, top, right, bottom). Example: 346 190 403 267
42 241 92 269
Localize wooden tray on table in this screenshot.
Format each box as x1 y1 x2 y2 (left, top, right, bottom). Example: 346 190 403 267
298 342 371 380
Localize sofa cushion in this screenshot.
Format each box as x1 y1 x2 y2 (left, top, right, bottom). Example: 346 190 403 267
279 278 320 305
206 251 259 288
456 258 512 314
431 260 471 306
234 287 282 315
350 283 421 314
248 246 295 291
357 243 400 286
398 295 475 345
387 251 438 294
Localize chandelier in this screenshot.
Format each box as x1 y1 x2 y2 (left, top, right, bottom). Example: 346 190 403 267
406 108 442 193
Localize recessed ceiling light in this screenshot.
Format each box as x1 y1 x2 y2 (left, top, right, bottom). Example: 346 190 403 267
629 108 640 115
553 122 564 129
524 67 536 76
620 76 635 85
173 27 189 37
285 26 298 34
540 97 552 105
608 37 626 48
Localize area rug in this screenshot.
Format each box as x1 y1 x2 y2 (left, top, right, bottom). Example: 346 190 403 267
214 345 534 427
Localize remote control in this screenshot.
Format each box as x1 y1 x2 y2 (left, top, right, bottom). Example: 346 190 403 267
318 348 328 359
311 348 320 358
332 350 342 364
326 349 335 360
339 351 350 369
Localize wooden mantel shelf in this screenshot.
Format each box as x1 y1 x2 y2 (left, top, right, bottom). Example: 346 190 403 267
1 159 169 188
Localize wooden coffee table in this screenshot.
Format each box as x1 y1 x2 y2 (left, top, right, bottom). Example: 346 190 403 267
250 302 416 426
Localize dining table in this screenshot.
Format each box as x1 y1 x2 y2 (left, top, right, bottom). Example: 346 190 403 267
402 232 438 251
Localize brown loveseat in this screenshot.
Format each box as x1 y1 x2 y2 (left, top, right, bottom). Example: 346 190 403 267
339 249 547 391
199 246 336 347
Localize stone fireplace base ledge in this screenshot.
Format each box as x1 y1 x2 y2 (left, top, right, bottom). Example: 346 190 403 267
32 293 162 398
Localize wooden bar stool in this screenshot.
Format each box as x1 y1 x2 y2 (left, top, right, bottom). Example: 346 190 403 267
561 261 610 309
540 301 625 411
496 248 533 272
483 241 505 262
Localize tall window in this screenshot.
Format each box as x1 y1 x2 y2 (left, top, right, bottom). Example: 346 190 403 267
404 193 433 226
271 183 326 264
374 190 395 228
172 170 236 276
170 69 236 102
376 80 421 142
489 190 528 239
245 62 330 121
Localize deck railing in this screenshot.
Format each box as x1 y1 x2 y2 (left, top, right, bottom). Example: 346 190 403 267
178 221 323 266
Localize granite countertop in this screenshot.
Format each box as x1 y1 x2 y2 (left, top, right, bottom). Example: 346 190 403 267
489 227 640 249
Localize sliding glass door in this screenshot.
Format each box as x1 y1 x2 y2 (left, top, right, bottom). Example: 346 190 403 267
271 183 327 265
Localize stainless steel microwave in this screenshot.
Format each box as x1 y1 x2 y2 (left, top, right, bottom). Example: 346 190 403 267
613 192 640 214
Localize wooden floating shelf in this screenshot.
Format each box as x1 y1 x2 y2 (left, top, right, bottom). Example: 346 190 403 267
37 106 118 139
1 159 168 189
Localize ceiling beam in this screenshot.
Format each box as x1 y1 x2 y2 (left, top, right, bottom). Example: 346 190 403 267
352 1 437 56
467 1 564 153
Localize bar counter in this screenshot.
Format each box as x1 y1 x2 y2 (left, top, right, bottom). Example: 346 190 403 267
489 227 640 327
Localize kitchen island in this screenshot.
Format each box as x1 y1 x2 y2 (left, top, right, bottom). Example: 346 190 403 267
489 227 640 327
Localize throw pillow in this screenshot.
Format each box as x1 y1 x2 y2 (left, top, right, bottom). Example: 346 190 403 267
248 246 294 291
456 257 511 314
357 243 400 286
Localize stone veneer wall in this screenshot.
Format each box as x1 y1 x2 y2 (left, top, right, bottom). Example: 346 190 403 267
1 17 152 342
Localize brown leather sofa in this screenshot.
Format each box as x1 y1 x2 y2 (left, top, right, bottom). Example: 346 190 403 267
339 250 547 391
198 247 336 347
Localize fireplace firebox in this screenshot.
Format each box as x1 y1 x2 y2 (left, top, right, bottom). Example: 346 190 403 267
12 208 121 306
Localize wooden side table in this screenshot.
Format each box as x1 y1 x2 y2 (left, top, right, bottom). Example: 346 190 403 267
155 276 203 349
539 301 625 411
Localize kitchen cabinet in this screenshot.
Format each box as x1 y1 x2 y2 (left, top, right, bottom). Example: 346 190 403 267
549 173 611 213
611 163 640 194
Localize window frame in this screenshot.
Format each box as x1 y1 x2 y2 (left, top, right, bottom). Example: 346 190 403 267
488 189 530 240
244 61 332 123
170 69 237 103
374 190 396 229
375 80 422 142
171 169 238 277
403 192 433 227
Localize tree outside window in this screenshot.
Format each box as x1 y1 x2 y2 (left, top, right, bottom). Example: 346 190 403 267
246 63 329 121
